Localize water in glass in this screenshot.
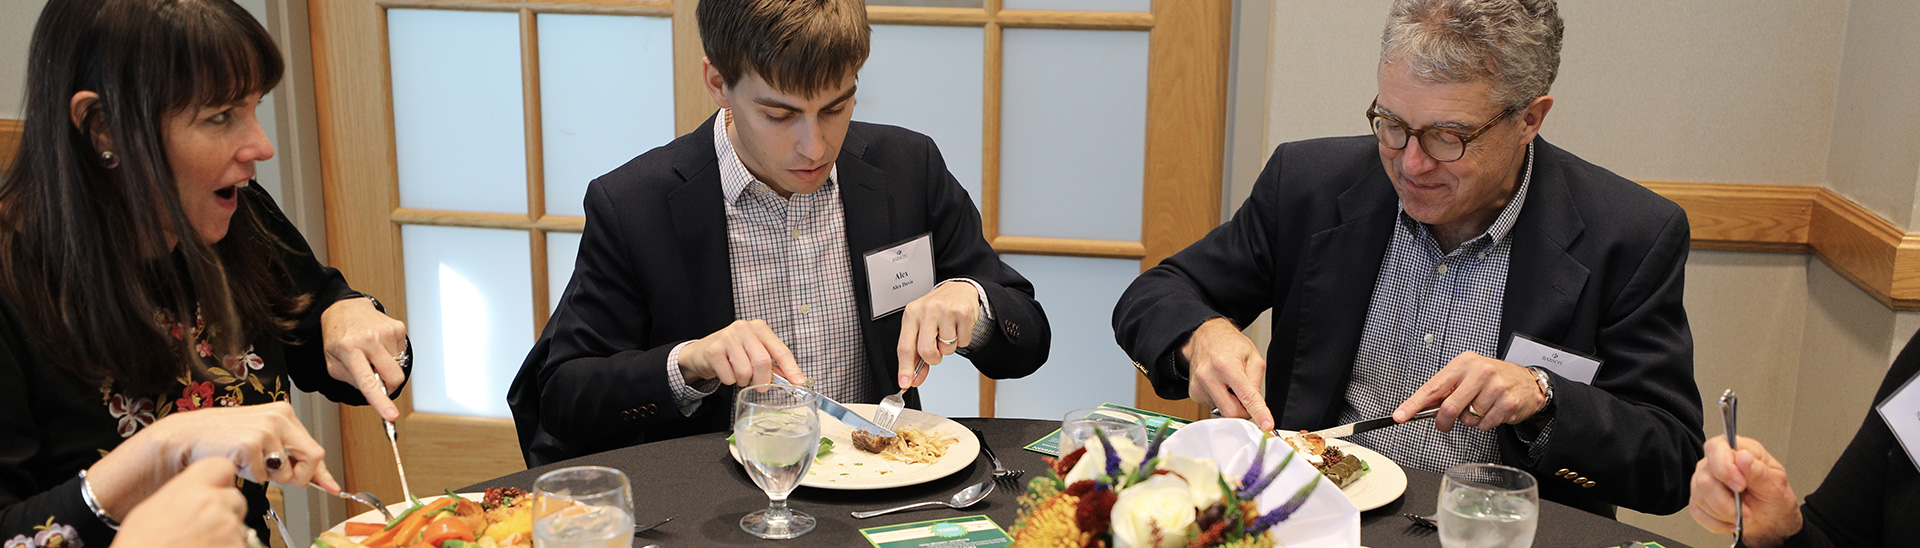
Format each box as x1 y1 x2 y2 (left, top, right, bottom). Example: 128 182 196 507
735 384 821 539
533 466 633 548
1437 463 1538 548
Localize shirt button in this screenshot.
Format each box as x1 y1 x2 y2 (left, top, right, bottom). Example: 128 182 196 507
798 304 812 314
1423 333 1435 344
1436 264 1449 275
1477 252 1488 260
789 229 800 239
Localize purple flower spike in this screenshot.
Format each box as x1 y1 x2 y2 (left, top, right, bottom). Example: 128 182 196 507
1238 451 1295 500
1238 436 1269 490
1142 421 1172 463
1247 477 1319 534
1093 426 1122 478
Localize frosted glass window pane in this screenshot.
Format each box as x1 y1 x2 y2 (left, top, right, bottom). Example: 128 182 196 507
992 255 1139 420
1000 29 1147 241
858 25 985 208
865 0 983 8
919 353 982 418
1005 0 1148 12
547 232 582 313
388 9 528 214
403 225 535 419
538 14 675 217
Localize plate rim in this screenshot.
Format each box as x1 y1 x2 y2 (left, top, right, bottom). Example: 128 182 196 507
729 403 980 491
1326 439 1407 511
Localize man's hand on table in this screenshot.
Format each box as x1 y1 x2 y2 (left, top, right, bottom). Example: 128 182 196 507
894 281 980 389
1393 350 1547 432
680 319 808 387
1688 434 1800 548
1181 318 1273 431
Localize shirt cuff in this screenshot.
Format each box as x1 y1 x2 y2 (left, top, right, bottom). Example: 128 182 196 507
939 278 995 353
1518 418 1555 465
665 341 719 416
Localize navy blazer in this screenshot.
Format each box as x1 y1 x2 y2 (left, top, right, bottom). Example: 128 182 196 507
508 115 1050 466
1114 135 1703 516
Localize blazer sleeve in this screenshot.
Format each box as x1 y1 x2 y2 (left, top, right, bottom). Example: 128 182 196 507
240 185 410 404
919 137 1048 379
532 181 691 449
1782 329 1920 548
1112 147 1287 398
1501 207 1704 515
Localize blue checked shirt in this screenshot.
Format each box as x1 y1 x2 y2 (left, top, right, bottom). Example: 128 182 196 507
1338 142 1553 474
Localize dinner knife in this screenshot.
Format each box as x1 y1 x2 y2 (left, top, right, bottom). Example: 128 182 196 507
1287 408 1438 439
770 376 896 438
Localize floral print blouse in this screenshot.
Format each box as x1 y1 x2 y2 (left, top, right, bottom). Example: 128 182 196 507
0 184 408 547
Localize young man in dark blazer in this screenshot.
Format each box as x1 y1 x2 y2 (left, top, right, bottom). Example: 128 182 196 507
1113 0 1701 517
508 0 1049 466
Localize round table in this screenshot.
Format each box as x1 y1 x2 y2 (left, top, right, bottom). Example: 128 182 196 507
465 418 1684 547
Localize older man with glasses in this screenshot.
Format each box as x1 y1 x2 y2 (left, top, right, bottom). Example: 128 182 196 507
1113 0 1701 518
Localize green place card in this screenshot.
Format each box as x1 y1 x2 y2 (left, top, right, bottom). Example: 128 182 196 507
1022 403 1194 457
859 515 1011 547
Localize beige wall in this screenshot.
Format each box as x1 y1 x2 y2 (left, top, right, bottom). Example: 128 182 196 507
0 0 36 120
1250 1 1920 547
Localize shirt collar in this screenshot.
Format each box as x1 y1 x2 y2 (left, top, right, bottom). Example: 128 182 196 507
1397 140 1534 250
714 108 838 203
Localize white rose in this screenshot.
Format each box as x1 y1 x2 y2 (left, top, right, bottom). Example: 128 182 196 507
1159 453 1224 509
1110 475 1198 548
1064 436 1147 485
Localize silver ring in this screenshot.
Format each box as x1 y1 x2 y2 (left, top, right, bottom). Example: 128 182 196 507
264 452 287 471
938 336 957 345
393 352 410 368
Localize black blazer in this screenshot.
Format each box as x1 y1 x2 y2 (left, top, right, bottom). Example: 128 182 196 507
1784 327 1920 547
1114 136 1703 516
508 115 1050 466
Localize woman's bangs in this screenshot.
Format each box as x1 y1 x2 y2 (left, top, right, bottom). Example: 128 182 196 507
160 0 284 110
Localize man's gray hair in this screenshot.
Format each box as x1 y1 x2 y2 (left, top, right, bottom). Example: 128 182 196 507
1380 0 1564 111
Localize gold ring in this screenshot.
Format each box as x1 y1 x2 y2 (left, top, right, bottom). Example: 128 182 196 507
1466 405 1485 419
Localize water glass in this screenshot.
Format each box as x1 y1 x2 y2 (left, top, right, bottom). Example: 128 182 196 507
532 466 633 548
1060 407 1149 457
735 383 822 539
1437 463 1539 548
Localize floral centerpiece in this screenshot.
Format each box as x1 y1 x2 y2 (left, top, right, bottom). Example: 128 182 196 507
1010 421 1326 548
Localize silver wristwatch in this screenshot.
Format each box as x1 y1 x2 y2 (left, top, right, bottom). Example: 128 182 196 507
1526 366 1555 417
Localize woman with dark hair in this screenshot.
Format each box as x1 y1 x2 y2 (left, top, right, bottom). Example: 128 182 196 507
0 0 412 544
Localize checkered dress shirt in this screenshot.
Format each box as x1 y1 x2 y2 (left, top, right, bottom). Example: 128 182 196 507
665 110 993 413
1338 142 1553 474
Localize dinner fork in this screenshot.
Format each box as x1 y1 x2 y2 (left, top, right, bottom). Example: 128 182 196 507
1720 389 1742 548
332 488 392 522
970 428 1023 485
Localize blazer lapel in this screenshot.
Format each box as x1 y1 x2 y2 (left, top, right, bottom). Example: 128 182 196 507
1500 139 1588 351
667 116 737 329
1283 168 1399 428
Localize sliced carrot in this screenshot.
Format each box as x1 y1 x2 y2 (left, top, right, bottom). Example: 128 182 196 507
345 522 386 537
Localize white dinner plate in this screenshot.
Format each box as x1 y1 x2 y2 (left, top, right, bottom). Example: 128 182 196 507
729 403 980 490
316 493 481 547
1328 440 1406 511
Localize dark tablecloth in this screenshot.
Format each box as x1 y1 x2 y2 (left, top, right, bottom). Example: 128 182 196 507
465 418 1686 547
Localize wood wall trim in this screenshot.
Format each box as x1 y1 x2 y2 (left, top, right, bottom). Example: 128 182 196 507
1643 182 1920 310
991 235 1145 259
376 0 672 16
0 119 21 174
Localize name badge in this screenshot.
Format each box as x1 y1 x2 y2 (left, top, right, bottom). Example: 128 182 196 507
864 233 936 319
1502 332 1602 384
1874 368 1920 472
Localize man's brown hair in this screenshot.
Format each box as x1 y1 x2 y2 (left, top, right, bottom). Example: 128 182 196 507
698 0 870 97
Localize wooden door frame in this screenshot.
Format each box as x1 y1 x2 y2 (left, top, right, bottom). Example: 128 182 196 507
309 0 1226 499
